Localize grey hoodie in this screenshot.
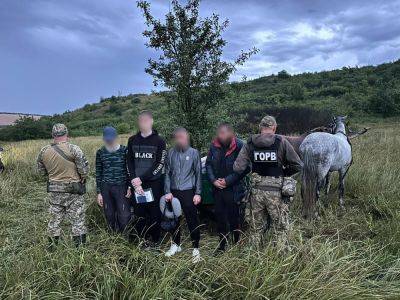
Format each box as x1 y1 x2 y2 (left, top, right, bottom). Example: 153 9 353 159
164 146 202 195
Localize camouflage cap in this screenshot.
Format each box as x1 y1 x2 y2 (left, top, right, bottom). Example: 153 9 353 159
52 123 68 137
259 115 277 128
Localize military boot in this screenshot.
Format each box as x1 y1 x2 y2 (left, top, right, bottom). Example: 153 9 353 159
73 234 86 247
216 233 227 253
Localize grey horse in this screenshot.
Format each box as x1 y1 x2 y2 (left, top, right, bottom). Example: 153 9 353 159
299 116 352 219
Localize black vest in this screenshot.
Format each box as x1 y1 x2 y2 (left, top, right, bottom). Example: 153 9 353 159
249 135 284 177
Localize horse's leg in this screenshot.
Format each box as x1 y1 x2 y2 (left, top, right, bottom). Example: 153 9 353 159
317 167 329 199
338 167 349 208
325 171 331 195
317 179 324 201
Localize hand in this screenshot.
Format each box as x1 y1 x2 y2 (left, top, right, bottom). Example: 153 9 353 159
165 193 173 202
125 187 132 198
134 185 145 195
131 177 142 188
193 195 201 205
219 178 227 188
97 194 103 207
213 179 224 189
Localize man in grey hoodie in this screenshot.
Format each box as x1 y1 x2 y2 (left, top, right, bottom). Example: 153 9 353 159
164 127 202 262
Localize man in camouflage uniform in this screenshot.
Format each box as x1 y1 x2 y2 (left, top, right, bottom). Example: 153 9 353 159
37 124 89 248
233 116 302 249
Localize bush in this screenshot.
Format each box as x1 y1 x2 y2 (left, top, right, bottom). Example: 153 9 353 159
0 117 52 141
108 102 124 115
237 106 332 135
131 97 141 105
116 123 130 134
369 86 400 117
318 86 348 97
287 84 305 101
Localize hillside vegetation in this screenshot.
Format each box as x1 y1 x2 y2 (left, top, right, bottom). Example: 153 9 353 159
1 60 400 142
1 122 400 298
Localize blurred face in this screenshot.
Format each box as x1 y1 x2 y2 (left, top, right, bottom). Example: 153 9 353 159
217 126 234 145
138 114 153 133
54 134 68 142
174 130 190 149
104 138 117 147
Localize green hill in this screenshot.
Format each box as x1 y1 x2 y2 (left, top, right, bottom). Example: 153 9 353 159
1 59 399 142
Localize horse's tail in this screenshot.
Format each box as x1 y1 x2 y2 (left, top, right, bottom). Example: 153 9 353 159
301 150 318 219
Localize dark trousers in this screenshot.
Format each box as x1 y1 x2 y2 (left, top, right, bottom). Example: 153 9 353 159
101 183 132 233
214 188 240 250
133 179 163 243
171 189 200 248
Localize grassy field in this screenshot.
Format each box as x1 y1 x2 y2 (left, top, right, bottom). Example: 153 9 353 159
1 123 400 299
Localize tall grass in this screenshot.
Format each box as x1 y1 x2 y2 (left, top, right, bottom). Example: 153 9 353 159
1 125 400 299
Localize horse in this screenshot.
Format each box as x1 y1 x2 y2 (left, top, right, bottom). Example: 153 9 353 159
279 126 333 156
299 116 352 219
282 125 370 156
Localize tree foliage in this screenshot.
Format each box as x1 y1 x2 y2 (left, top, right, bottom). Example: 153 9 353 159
137 0 257 147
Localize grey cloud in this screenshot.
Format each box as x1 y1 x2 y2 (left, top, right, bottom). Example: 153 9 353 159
0 0 399 114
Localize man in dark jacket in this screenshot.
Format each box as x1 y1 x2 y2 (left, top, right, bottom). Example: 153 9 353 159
206 123 248 252
127 111 167 246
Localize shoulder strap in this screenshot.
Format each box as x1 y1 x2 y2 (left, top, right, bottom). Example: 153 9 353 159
52 144 74 163
274 135 282 148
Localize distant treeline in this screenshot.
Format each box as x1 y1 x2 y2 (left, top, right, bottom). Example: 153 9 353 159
1 60 399 142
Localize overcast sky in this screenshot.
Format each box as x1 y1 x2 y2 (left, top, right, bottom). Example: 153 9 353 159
1 0 400 115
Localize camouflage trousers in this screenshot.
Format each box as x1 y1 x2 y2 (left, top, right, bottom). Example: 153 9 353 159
48 192 87 237
246 175 290 248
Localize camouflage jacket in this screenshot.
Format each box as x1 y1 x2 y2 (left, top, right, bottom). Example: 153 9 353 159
37 141 89 192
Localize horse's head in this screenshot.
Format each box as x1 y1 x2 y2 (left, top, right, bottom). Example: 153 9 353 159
332 115 347 134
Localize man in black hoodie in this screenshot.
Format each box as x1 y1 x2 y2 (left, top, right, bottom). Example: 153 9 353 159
127 111 166 246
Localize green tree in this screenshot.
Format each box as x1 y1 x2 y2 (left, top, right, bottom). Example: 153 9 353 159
278 70 291 79
137 0 257 148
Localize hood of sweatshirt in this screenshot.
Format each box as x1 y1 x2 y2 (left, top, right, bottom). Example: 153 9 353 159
249 133 277 147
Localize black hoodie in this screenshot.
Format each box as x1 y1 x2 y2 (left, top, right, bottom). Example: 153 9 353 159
126 130 167 182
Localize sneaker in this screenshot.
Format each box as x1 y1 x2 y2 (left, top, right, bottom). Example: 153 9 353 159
192 248 201 263
165 243 182 257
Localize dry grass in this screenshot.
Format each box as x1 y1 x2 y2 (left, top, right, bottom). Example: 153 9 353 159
1 124 400 299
